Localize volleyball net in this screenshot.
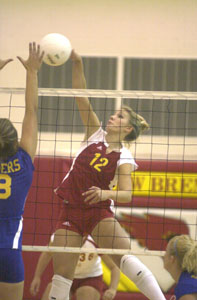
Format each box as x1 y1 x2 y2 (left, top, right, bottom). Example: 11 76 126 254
0 88 197 257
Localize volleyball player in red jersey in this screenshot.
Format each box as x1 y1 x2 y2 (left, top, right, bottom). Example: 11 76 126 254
49 51 166 300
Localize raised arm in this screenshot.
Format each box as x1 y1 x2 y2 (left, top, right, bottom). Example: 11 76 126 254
17 42 44 161
71 50 100 139
0 58 13 70
102 255 120 300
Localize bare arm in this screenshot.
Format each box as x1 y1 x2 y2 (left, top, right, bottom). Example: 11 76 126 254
179 294 197 300
30 251 52 296
109 163 133 203
71 50 100 139
102 255 120 300
18 42 44 161
83 163 133 204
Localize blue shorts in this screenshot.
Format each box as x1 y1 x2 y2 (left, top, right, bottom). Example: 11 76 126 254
0 249 24 283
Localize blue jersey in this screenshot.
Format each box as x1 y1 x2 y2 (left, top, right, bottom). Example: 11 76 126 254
175 271 197 299
0 148 34 250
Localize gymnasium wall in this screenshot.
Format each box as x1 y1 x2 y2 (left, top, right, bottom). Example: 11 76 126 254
22 156 197 299
1 0 197 88
1 1 197 298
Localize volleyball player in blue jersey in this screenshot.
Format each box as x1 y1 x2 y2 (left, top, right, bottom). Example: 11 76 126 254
0 43 44 300
164 235 197 300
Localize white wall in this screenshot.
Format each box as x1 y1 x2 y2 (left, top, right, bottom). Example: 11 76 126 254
1 0 197 87
1 0 197 159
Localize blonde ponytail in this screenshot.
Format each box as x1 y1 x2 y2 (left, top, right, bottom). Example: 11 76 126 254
138 115 150 133
122 106 150 142
182 242 197 275
169 235 197 276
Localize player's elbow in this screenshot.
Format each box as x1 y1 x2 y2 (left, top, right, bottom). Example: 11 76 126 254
25 105 38 115
116 190 132 203
124 190 132 203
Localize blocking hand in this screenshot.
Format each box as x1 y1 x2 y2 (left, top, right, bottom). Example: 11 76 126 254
0 58 13 70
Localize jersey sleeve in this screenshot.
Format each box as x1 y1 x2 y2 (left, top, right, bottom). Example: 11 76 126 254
175 272 197 299
118 147 138 171
18 147 34 171
82 126 105 144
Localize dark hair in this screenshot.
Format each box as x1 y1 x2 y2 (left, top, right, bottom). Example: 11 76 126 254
122 106 150 142
0 118 18 161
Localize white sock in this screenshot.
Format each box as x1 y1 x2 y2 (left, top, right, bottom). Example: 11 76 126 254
120 255 166 300
49 274 72 300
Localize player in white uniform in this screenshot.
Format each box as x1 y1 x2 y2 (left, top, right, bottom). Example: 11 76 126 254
30 236 120 300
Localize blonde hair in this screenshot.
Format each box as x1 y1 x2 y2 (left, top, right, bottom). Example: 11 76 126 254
168 235 197 276
0 118 18 161
122 106 150 142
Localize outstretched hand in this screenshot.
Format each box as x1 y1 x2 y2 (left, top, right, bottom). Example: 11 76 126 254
0 58 13 70
17 42 44 72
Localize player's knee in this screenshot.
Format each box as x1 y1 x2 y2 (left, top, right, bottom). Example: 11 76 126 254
120 255 152 284
49 274 72 300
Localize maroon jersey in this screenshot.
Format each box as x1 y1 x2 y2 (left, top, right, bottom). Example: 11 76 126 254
55 127 137 208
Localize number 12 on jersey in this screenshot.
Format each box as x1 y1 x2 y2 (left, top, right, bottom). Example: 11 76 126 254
89 153 109 172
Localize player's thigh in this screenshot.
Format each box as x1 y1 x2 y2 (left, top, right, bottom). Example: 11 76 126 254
76 286 101 300
91 217 131 249
52 229 82 278
0 281 24 300
52 228 83 247
0 248 24 299
91 217 131 266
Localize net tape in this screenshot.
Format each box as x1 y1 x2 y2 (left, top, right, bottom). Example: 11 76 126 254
1 87 197 100
22 245 165 257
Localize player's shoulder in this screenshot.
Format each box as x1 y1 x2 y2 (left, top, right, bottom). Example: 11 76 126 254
180 271 196 282
87 126 105 142
80 126 105 150
18 147 33 160
119 147 138 170
120 146 132 156
175 271 197 298
14 147 34 170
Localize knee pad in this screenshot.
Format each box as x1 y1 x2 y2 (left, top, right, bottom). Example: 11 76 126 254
120 254 152 284
49 274 72 300
120 255 166 300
